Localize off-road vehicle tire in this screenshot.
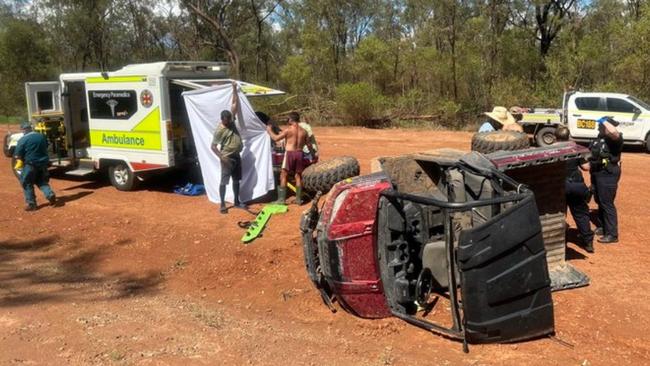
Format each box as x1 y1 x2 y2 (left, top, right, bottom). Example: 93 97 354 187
645 133 650 153
302 156 360 194
108 162 137 191
3 134 13 158
471 131 530 154
535 126 558 147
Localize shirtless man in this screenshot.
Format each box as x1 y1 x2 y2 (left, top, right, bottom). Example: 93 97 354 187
267 111 314 205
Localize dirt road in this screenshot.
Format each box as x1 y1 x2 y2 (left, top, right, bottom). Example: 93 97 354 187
1 127 649 365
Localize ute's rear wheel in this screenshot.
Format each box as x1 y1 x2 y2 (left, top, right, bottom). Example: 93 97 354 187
535 126 558 147
471 131 530 154
109 163 137 191
302 156 360 194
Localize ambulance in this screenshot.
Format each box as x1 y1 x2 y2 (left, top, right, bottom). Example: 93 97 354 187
5 61 283 190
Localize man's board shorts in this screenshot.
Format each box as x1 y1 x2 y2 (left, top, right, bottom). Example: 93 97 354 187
220 154 242 183
283 150 305 174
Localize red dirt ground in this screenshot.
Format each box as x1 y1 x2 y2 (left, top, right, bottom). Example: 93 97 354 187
1 127 649 365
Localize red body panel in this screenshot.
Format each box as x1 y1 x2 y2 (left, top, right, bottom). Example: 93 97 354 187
322 178 392 318
488 142 588 170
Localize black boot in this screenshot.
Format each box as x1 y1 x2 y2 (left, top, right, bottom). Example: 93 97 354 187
598 235 618 244
584 240 594 253
232 182 247 209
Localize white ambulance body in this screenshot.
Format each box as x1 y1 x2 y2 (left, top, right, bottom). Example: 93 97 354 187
17 61 282 190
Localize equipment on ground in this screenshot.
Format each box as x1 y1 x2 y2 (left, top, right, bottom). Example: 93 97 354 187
240 204 288 243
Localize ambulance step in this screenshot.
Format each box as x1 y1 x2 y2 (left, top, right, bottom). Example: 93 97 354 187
66 161 96 176
50 159 73 168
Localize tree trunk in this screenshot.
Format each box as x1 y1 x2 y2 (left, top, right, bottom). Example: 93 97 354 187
183 1 241 79
449 3 458 102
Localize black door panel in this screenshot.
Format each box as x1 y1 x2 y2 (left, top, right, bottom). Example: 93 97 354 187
458 195 554 343
457 198 544 269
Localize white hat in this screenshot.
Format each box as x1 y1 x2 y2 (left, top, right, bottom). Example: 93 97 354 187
485 106 516 126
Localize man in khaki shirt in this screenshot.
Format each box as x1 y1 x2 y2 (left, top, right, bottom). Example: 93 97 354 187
211 82 246 214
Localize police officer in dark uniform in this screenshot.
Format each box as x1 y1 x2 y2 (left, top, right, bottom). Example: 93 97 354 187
588 117 623 244
566 157 594 252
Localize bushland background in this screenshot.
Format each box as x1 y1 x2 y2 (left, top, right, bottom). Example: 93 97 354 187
1 0 649 128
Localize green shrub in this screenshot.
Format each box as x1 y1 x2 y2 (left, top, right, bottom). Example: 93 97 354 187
436 100 461 123
335 82 387 126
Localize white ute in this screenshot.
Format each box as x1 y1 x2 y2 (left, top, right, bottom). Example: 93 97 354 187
519 91 650 151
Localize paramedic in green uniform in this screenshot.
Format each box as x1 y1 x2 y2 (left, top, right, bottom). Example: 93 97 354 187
211 81 247 214
13 122 57 211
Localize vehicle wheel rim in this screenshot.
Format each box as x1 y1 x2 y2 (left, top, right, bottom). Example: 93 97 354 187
543 133 556 145
114 166 128 185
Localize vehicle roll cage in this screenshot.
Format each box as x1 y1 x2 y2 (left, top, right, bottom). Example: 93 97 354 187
378 163 534 352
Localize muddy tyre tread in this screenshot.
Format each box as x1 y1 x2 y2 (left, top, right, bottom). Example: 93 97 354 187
302 156 360 194
471 131 530 154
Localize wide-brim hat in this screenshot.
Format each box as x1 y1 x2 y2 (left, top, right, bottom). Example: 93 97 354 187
485 106 516 126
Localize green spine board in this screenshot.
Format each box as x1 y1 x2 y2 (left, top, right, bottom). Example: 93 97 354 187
241 204 288 243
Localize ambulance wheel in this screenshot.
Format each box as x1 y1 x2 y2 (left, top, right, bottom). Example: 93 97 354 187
645 133 650 153
109 163 137 191
535 126 558 147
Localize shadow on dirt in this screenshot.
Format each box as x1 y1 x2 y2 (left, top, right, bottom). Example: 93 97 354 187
565 228 589 260
63 180 108 191
58 168 204 195
141 168 203 194
0 235 163 308
33 191 94 209
565 246 588 260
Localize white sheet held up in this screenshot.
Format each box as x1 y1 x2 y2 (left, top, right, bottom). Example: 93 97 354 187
182 84 274 204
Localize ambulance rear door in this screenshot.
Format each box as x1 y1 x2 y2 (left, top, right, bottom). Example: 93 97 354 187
25 81 62 117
